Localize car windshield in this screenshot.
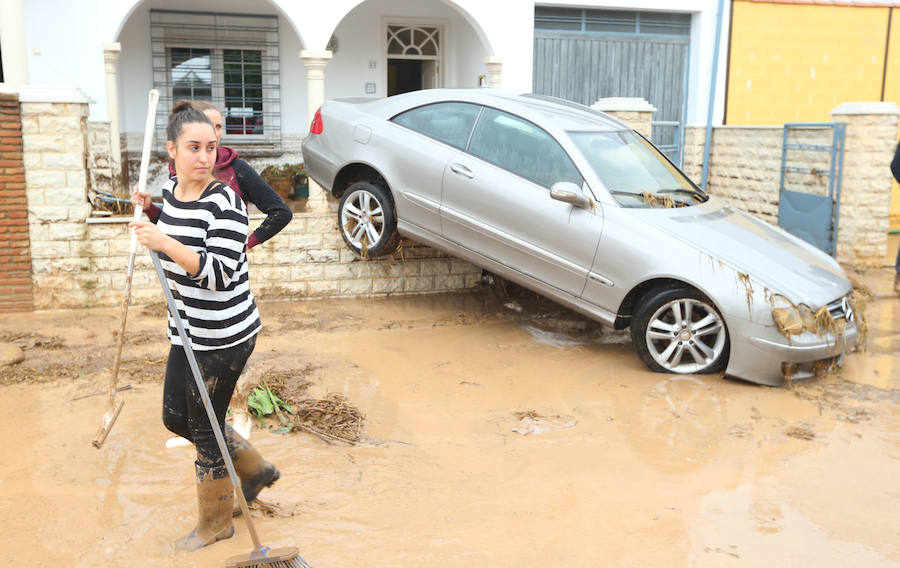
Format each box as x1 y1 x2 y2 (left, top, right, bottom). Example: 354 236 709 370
569 130 707 208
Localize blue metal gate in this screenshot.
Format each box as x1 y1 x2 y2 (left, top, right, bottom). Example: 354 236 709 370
777 123 846 256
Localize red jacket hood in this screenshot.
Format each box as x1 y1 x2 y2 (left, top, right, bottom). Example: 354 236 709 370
167 145 239 176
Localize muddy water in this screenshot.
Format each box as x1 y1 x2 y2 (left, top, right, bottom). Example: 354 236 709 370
1 270 899 567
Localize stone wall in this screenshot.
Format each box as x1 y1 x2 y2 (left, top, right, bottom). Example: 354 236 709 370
17 91 898 310
830 103 898 266
592 97 655 140
79 213 482 309
681 103 899 267
0 93 34 313
20 93 481 310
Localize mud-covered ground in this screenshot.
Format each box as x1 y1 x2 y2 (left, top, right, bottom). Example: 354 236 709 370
1 269 898 567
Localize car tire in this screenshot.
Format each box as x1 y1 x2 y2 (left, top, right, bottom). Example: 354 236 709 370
338 181 400 257
631 286 730 375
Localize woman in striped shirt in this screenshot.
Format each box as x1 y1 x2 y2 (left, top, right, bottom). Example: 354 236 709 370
130 101 277 551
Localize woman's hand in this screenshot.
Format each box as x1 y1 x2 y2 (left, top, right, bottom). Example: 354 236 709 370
131 184 152 210
129 220 171 252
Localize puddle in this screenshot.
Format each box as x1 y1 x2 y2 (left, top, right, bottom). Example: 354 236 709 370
0 268 898 566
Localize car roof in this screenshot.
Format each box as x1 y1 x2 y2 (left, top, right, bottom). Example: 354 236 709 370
357 89 629 133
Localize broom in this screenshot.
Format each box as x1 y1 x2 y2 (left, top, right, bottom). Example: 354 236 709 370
148 249 310 567
92 88 160 449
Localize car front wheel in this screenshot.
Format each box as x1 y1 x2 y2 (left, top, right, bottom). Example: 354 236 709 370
338 181 400 257
631 286 729 375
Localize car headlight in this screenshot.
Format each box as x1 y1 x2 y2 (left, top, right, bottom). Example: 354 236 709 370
772 306 803 335
771 300 818 336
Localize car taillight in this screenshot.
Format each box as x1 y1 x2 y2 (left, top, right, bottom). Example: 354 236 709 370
309 107 323 134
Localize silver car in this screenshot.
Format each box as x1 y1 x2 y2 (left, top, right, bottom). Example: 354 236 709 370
301 89 860 386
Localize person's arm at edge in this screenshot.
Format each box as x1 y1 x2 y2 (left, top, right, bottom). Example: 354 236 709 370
891 142 900 184
232 158 292 248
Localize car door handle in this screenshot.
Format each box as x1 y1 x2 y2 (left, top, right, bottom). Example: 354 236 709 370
450 163 474 179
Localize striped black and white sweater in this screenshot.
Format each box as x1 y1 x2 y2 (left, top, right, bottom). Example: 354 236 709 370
154 178 261 350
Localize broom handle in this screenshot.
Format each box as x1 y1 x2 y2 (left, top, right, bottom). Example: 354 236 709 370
110 89 160 405
148 249 263 551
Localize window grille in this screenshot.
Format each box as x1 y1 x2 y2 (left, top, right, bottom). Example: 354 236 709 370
150 10 281 155
387 25 440 58
535 7 690 36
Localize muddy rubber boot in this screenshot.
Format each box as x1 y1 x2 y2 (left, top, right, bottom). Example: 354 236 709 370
177 464 235 551
225 424 280 503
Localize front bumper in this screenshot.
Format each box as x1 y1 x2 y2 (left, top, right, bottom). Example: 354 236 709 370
725 318 860 386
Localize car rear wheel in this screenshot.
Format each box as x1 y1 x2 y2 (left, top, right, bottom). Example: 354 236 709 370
631 286 729 374
338 181 400 257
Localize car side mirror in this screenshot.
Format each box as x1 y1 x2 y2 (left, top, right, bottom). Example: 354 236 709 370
550 182 590 208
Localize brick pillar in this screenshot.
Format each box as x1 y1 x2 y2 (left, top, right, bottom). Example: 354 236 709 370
830 102 900 268
591 97 656 140
0 93 34 312
19 86 93 309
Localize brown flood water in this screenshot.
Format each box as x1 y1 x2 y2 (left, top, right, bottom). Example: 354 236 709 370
1 269 899 567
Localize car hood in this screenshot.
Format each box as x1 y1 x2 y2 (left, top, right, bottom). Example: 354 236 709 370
642 197 851 307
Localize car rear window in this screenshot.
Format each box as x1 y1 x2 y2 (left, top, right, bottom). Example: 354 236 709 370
391 102 481 150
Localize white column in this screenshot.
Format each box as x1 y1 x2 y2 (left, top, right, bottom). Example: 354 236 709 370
0 0 29 89
102 42 122 185
300 50 333 210
484 56 503 89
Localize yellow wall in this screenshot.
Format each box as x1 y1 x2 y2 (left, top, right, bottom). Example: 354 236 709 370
726 2 890 125
727 1 900 230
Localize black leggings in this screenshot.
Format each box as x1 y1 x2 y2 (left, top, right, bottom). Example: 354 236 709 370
161 336 256 468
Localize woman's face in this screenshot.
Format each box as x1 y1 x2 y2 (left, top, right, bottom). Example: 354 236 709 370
167 121 217 184
203 109 224 144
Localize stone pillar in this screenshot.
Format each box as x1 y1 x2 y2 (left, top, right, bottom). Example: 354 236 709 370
300 50 333 211
484 56 503 89
19 86 93 309
102 42 123 185
0 0 28 89
0 93 33 312
829 102 900 268
591 97 657 140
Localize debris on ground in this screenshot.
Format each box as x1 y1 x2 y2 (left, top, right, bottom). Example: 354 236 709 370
244 499 298 519
255 365 317 409
0 331 64 350
785 423 816 441
1 344 25 366
512 410 577 436
119 355 168 383
290 393 365 445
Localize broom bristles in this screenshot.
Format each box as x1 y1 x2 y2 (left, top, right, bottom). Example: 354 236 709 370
225 546 310 568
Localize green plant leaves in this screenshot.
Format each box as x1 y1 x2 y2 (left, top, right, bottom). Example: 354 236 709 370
247 379 293 420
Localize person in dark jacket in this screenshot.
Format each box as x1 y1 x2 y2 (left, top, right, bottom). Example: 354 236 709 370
145 100 292 249
891 143 900 293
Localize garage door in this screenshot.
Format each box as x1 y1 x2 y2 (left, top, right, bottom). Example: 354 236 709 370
533 8 690 164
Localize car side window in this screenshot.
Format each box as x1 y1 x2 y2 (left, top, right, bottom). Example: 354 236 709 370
391 102 482 150
468 107 583 189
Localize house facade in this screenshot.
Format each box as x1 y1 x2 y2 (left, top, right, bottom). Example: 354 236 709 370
2 0 729 175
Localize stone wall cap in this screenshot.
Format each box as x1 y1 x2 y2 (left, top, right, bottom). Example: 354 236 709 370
830 101 900 116
299 50 333 60
592 97 657 113
19 85 92 104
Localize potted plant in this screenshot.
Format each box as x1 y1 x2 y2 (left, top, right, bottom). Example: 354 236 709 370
260 163 308 203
